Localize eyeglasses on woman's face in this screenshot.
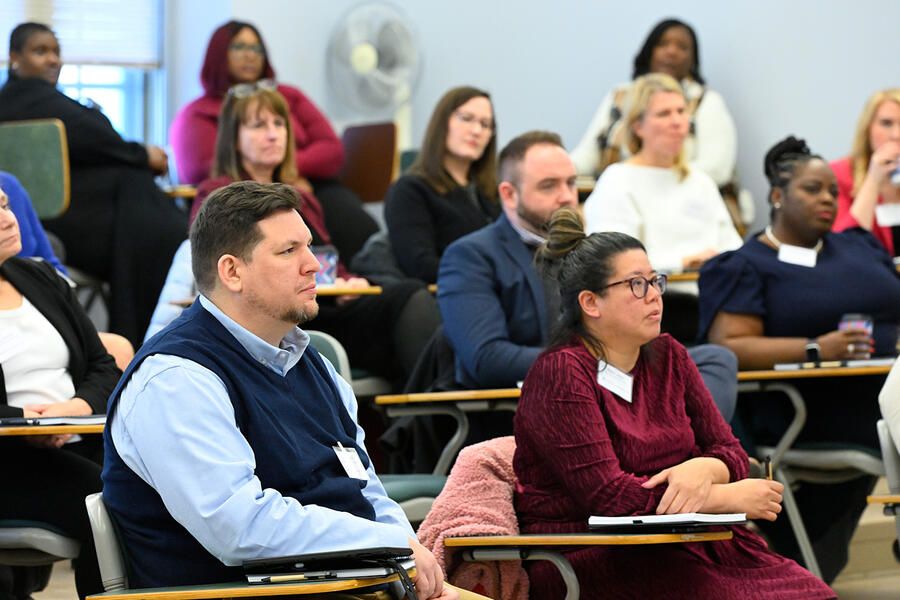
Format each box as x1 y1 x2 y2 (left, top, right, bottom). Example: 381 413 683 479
602 274 667 298
227 78 277 99
228 42 264 56
453 111 493 132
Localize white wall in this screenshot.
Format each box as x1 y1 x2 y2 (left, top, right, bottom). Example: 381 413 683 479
169 0 900 231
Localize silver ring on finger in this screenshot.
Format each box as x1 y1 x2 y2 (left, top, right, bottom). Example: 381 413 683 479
847 343 854 354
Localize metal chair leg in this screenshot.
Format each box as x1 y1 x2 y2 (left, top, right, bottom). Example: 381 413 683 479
776 467 822 579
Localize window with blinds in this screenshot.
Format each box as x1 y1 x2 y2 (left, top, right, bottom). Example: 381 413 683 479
0 0 163 142
0 0 161 67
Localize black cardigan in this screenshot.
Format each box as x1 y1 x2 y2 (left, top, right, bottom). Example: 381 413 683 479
0 74 149 168
384 174 499 283
0 258 120 417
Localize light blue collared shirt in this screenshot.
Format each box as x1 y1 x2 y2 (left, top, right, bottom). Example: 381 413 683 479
111 295 414 567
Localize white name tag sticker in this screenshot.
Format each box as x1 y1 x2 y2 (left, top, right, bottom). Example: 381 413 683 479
597 360 634 403
333 442 369 481
682 198 709 221
876 203 900 227
0 329 18 363
777 243 817 268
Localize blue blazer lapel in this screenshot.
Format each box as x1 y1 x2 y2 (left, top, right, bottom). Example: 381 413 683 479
495 215 548 339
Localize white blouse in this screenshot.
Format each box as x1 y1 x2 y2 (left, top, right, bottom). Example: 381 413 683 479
0 294 75 409
583 163 743 276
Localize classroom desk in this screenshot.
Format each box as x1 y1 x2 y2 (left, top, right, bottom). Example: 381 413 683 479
0 424 104 436
171 285 384 307
665 271 699 283
736 363 892 467
736 362 891 578
376 389 520 476
163 185 198 199
87 572 408 600
445 531 732 600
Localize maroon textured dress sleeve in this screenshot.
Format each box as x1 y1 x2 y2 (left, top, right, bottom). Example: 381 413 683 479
673 341 749 481
516 347 667 517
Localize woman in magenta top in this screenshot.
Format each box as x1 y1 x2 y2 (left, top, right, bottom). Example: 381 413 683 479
513 208 833 599
831 88 900 256
171 21 343 187
172 21 377 261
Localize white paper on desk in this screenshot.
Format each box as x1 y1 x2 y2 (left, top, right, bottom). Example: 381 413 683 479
876 203 900 227
589 512 745 528
21 415 106 426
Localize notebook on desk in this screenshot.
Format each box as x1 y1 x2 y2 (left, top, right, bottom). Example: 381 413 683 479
243 547 414 584
589 512 746 533
773 357 896 371
0 415 107 426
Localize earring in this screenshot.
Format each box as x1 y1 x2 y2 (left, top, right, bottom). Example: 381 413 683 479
773 202 782 209
10 63 18 71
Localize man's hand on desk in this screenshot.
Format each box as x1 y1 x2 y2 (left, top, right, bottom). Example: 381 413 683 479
334 276 370 306
409 537 458 599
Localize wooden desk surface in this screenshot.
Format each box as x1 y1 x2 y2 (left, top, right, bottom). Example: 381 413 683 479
88 572 404 600
163 185 198 199
444 530 732 547
0 424 105 436
867 494 900 504
171 285 383 307
376 388 521 405
737 364 893 381
665 271 699 282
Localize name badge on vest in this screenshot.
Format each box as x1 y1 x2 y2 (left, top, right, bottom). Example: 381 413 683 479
777 243 817 268
597 360 633 403
333 442 368 481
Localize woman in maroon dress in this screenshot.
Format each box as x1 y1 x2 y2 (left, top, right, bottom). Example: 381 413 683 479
513 208 833 598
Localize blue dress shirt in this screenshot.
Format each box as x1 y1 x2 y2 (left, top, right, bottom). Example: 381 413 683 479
111 295 414 566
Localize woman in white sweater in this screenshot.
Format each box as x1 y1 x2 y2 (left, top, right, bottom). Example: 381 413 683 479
571 18 737 187
583 73 742 276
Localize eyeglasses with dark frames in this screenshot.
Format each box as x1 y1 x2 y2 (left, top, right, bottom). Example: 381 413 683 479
602 274 667 298
227 78 277 99
228 42 264 56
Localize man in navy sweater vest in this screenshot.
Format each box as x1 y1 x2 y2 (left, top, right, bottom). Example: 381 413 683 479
102 181 464 599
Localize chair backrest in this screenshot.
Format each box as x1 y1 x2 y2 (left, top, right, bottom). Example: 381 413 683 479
85 493 128 591
0 119 70 219
399 149 418 174
337 122 397 203
877 420 900 495
306 330 353 382
0 520 79 566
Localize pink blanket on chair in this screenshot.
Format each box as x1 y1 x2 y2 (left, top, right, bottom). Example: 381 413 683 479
416 436 528 600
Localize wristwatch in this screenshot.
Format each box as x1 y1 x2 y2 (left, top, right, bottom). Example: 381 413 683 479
805 339 821 362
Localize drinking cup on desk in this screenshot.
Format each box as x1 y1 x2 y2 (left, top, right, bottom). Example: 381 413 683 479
312 245 338 286
839 313 873 358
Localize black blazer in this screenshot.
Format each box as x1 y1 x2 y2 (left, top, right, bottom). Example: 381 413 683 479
0 258 120 417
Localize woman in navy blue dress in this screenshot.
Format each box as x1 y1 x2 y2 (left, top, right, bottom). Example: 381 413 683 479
698 135 900 582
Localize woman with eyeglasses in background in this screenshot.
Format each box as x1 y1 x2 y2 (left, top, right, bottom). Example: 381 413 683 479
171 21 377 262
175 86 438 383
0 22 187 347
513 208 831 599
698 135 900 582
382 87 500 284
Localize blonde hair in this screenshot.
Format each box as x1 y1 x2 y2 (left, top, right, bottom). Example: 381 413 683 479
850 89 900 196
623 73 689 181
212 88 298 185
